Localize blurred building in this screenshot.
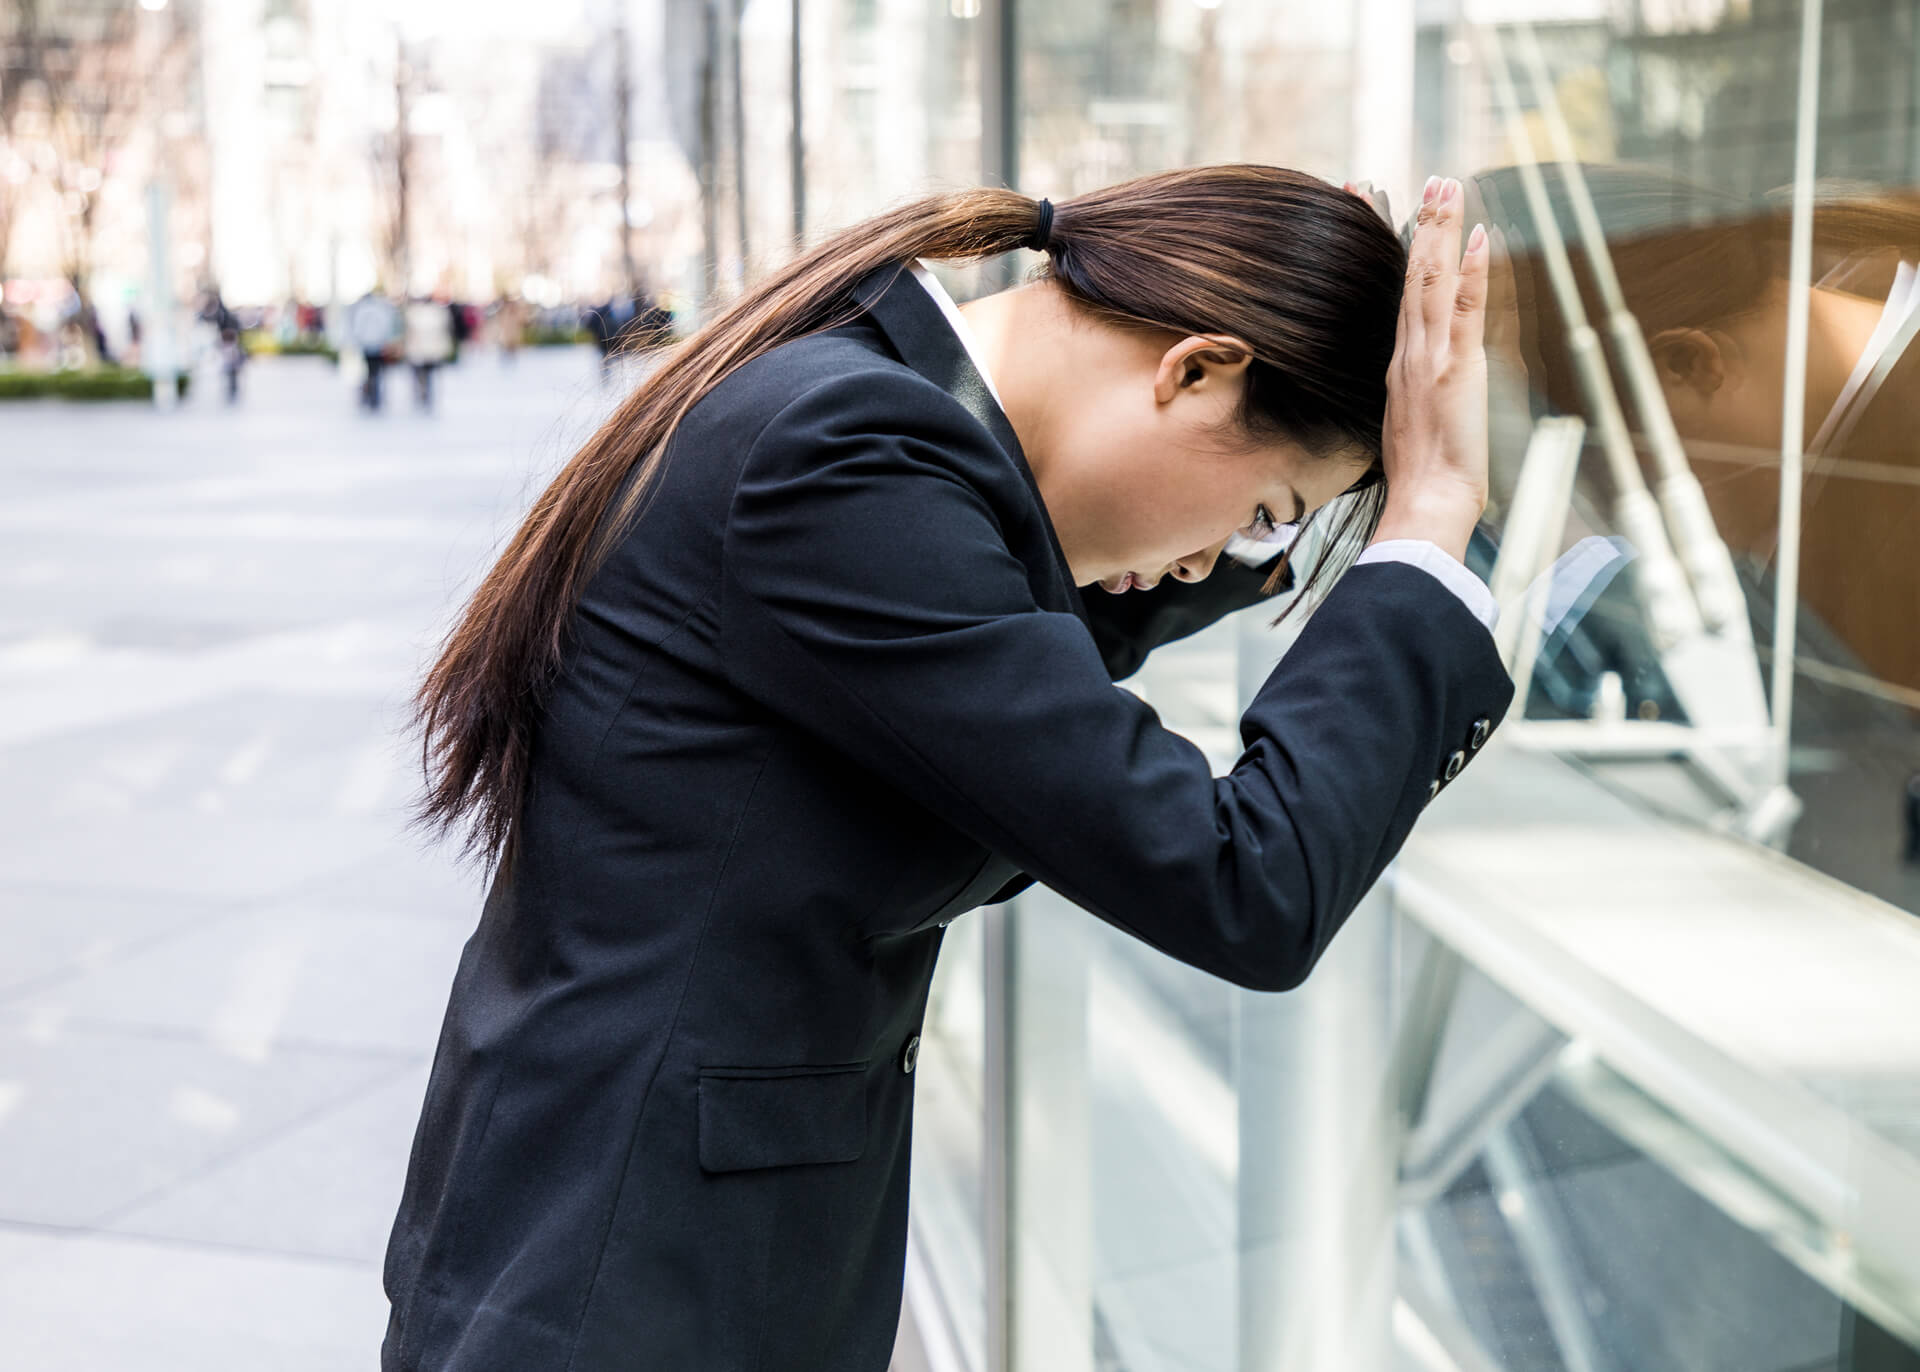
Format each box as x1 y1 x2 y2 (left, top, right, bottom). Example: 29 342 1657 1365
2 0 713 315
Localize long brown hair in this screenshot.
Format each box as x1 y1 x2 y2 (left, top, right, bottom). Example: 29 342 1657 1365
416 165 1407 868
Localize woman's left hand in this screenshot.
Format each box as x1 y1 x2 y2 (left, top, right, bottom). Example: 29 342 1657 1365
1372 175 1492 561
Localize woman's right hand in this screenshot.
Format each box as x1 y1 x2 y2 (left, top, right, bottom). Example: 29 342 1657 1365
1368 175 1491 563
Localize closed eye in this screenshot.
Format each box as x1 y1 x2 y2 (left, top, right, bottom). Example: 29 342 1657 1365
1240 503 1298 541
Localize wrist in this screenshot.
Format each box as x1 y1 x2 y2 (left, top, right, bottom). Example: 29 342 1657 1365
1369 489 1483 563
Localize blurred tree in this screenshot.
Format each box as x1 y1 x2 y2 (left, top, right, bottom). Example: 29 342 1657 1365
371 29 414 293
0 0 45 286
39 0 144 352
611 1 637 298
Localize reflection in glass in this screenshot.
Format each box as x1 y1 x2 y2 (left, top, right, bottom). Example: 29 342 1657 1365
1461 154 1920 914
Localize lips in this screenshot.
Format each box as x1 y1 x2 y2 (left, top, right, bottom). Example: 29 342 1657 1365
1100 572 1157 594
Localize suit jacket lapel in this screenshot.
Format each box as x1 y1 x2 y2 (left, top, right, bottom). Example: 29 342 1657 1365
851 263 1089 627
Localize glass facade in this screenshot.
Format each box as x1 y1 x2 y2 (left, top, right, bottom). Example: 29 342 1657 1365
720 3 1920 1368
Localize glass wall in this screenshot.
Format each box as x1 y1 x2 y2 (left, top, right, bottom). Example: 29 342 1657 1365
1397 5 1920 1369
723 3 1920 1369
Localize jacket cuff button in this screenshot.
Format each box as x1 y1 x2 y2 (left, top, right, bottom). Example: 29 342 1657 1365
1427 779 1441 802
1443 750 1465 781
900 1034 922 1075
1469 716 1492 751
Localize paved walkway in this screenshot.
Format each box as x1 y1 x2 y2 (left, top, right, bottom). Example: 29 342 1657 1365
0 346 626 1368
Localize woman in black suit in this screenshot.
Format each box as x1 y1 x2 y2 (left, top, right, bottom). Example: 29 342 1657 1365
383 165 1511 1371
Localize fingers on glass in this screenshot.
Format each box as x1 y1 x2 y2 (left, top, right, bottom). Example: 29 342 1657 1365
1452 224 1491 352
1414 179 1464 336
1399 179 1491 352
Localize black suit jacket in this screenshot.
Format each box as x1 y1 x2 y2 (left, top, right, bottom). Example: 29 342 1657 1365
382 263 1514 1371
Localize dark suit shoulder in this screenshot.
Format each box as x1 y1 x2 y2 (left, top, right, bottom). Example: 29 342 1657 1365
734 336 1010 466
685 325 964 445
709 339 1039 555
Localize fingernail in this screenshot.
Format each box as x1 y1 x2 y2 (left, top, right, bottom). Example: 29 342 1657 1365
1442 177 1460 205
1422 175 1439 205
1468 222 1487 253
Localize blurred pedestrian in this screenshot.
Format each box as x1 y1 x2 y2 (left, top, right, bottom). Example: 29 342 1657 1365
217 320 245 404
586 292 639 385
405 297 455 411
492 296 526 365
348 289 402 411
447 299 472 363
196 290 246 403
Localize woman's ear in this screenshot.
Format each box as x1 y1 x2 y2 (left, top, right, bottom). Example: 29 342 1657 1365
1648 326 1729 399
1154 335 1254 405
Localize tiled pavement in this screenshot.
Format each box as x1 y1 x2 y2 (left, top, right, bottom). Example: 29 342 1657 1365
0 346 622 1369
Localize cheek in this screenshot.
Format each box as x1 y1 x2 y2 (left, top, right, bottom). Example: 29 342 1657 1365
1075 460 1163 558
1089 454 1236 554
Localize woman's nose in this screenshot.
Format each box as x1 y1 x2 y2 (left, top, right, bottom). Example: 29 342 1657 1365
1172 547 1221 583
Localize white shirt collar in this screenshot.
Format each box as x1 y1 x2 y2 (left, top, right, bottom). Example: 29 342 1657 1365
908 259 1007 409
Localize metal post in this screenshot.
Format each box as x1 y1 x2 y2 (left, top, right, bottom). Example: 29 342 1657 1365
976 4 1026 1359
983 890 1092 1372
613 1 638 297
789 0 804 243
978 0 1019 291
392 30 412 294
1769 0 1826 790
727 0 748 272
1234 882 1398 1372
982 904 1012 1372
144 177 178 410
979 0 1016 190
697 0 718 313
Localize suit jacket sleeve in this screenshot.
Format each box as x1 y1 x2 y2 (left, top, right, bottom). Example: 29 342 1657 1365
719 371 1515 991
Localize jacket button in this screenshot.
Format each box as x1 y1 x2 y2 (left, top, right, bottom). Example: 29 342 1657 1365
1443 750 1465 781
900 1035 921 1075
1427 779 1440 802
1469 717 1491 751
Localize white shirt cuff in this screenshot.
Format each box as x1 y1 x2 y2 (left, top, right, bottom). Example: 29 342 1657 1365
1355 540 1499 632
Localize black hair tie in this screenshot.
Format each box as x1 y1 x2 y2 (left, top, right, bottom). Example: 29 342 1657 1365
1025 198 1055 253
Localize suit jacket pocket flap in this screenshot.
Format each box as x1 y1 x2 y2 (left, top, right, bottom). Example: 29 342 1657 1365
697 1063 868 1174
